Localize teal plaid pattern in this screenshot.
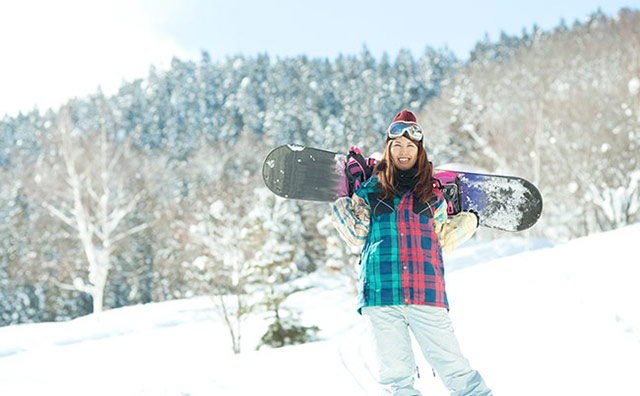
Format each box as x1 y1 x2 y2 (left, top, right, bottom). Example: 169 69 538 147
356 177 448 313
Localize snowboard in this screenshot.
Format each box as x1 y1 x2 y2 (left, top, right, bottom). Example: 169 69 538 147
262 144 543 232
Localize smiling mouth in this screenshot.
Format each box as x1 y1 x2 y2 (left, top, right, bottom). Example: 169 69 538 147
398 158 411 163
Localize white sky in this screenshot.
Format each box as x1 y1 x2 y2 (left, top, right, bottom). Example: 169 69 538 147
1 0 638 118
0 1 186 118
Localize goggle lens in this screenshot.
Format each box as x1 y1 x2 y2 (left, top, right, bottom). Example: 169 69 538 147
387 121 423 141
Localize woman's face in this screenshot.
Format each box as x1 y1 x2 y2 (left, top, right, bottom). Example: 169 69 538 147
389 136 419 171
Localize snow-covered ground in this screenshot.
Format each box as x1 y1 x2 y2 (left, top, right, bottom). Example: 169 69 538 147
1 224 639 396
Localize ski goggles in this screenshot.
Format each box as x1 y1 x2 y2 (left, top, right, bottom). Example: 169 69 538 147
387 121 423 142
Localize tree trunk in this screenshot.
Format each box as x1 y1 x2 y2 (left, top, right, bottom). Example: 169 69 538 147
92 286 104 315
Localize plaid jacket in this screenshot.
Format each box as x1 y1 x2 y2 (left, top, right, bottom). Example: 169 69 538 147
331 176 477 313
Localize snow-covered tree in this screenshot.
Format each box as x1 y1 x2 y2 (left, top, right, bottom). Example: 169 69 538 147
421 8 640 240
28 104 154 314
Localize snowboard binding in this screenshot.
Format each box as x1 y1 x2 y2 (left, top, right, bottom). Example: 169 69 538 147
434 172 462 216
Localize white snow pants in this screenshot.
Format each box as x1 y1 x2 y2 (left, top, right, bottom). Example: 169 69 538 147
362 305 492 396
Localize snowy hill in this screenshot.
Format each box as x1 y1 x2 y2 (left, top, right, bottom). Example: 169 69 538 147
1 224 639 396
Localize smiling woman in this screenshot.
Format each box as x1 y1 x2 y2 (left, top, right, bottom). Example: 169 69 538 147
374 111 434 203
389 138 418 170
331 110 491 395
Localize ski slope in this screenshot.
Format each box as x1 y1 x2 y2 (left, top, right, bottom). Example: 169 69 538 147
1 224 639 396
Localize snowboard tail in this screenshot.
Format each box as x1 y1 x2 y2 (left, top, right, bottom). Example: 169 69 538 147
262 145 347 201
434 170 543 232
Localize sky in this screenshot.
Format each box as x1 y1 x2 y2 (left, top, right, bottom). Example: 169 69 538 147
1 0 638 118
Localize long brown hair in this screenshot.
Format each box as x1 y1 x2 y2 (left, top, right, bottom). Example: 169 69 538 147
375 139 434 203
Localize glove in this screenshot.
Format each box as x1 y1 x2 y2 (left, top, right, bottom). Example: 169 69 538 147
345 146 375 196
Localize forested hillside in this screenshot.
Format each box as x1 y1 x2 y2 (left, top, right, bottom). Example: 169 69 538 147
421 8 640 240
1 8 638 327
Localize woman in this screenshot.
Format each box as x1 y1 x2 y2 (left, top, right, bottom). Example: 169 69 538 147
332 110 492 396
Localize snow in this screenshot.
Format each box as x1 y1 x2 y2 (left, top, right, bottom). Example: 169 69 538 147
287 144 305 151
629 77 640 95
436 163 490 174
2 224 640 395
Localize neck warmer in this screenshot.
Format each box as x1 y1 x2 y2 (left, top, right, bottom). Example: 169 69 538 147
396 167 418 194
